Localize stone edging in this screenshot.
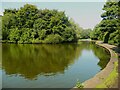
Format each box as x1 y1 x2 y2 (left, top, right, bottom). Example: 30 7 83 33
73 41 118 88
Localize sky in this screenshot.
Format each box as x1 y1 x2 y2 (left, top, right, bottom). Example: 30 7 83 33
1 1 106 29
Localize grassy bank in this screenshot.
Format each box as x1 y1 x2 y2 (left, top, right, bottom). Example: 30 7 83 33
82 41 119 88
96 61 118 88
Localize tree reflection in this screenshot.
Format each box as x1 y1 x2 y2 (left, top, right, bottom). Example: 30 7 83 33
78 41 110 69
2 42 110 80
2 44 81 79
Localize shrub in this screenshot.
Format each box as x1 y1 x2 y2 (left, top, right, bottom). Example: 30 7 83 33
44 34 63 44
75 80 84 88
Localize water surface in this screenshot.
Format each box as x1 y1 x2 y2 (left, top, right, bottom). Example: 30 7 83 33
2 42 110 88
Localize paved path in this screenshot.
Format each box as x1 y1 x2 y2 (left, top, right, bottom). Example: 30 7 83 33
72 41 119 89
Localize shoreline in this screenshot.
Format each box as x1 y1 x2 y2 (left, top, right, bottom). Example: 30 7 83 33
73 41 118 89
83 41 118 88
1 40 119 88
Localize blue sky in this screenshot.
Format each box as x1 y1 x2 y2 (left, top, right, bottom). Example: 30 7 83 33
1 2 105 29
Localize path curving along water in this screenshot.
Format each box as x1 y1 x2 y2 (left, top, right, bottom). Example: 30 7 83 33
72 41 118 89
83 41 118 88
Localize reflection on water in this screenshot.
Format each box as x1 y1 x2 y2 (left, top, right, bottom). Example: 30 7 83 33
2 42 110 88
2 44 81 79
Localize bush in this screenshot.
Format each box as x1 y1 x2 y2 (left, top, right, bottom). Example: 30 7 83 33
62 27 77 42
75 80 84 88
44 34 63 44
32 38 42 43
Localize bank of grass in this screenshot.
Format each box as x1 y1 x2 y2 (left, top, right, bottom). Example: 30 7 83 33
96 61 118 88
75 80 84 88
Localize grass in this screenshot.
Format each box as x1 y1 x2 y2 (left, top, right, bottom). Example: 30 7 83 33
75 80 84 88
113 51 118 58
96 61 118 88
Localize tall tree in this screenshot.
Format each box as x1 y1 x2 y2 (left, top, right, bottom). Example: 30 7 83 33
2 4 77 44
100 0 119 43
91 0 120 46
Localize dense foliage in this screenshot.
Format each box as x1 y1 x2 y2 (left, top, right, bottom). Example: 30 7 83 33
90 1 120 46
69 19 92 39
2 4 78 44
80 29 92 39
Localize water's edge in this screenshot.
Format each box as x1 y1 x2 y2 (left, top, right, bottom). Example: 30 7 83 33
73 41 118 88
2 41 111 88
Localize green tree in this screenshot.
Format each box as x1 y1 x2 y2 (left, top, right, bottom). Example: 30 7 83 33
91 0 120 46
2 13 16 40
38 29 47 40
16 4 38 28
80 29 92 39
69 18 83 40
8 28 21 43
2 4 78 44
44 34 63 43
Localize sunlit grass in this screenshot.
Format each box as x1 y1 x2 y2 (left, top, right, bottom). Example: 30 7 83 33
96 61 118 88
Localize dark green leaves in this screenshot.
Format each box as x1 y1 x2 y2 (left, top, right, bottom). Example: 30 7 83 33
2 4 77 44
91 1 120 46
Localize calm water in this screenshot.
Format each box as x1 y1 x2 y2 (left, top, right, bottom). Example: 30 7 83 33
2 42 110 88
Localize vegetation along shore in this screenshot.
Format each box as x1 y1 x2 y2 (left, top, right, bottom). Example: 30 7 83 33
1 0 120 89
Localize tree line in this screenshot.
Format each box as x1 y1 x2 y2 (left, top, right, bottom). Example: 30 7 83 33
2 4 78 44
90 1 120 46
2 1 119 46
2 4 92 44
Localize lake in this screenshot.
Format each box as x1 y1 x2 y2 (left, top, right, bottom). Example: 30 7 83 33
1 41 110 88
